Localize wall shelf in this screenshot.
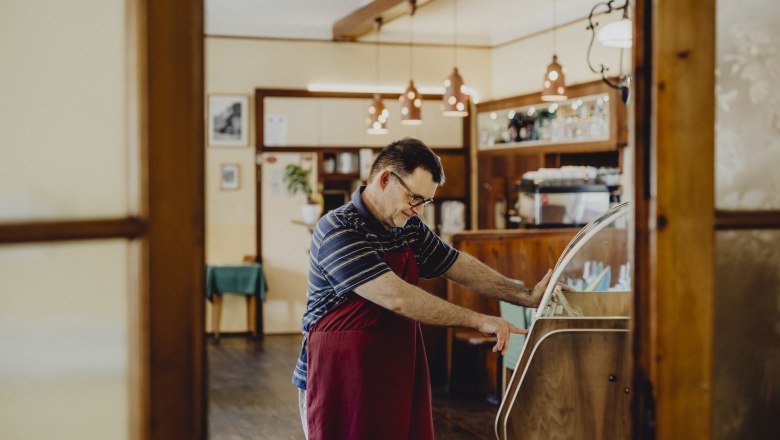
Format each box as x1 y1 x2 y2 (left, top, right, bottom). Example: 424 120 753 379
474 79 628 229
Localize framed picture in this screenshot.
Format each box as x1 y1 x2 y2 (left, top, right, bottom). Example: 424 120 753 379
220 164 240 190
208 94 249 147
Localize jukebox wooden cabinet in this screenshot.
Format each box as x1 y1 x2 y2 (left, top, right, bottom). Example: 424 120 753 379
495 203 632 440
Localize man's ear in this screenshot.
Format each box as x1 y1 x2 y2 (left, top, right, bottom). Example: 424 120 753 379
378 170 391 190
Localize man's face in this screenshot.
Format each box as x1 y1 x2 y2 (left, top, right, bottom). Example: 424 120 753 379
378 167 438 228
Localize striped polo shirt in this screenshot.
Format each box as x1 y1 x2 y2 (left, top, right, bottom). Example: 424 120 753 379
292 186 459 390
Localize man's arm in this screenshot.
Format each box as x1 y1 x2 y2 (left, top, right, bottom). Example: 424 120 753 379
353 272 524 354
442 252 554 308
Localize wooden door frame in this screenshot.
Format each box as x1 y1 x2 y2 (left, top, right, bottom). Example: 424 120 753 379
632 0 715 437
0 0 206 438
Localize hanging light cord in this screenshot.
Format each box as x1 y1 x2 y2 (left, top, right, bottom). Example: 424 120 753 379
553 0 558 54
375 19 381 87
409 11 414 77
452 0 458 67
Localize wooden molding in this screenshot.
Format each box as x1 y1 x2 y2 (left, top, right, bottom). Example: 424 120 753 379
255 88 442 100
259 145 463 153
714 210 780 230
631 0 655 437
0 217 146 244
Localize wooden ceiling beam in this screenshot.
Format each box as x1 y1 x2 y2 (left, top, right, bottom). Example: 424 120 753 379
332 0 434 41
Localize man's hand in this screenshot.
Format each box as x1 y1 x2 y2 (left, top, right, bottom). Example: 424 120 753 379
525 269 575 308
476 315 527 355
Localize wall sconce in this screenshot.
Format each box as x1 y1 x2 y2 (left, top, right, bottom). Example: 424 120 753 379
586 0 632 103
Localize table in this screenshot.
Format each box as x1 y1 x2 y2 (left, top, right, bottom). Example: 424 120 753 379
206 264 266 339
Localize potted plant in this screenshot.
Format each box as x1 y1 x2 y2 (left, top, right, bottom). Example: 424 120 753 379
283 163 322 225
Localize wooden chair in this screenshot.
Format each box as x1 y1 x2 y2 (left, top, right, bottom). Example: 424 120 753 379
209 255 262 340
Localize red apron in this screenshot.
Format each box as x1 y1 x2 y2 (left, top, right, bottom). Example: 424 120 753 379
306 246 434 440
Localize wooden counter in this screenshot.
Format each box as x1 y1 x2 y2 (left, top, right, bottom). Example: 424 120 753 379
446 228 579 401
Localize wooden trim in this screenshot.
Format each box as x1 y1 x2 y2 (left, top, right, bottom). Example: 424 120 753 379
259 145 463 153
631 0 655 437
633 0 715 438
0 217 146 244
256 88 443 100
205 33 492 50
714 210 780 230
255 91 263 264
451 228 581 245
477 140 618 156
127 0 149 438
146 0 205 438
462 109 472 229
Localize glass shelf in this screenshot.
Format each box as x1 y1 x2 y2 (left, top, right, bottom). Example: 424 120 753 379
477 93 611 151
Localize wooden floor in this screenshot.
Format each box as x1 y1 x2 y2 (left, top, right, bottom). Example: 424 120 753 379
208 334 497 440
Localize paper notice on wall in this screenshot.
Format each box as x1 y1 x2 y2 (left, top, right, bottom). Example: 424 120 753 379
265 114 287 146
268 169 283 197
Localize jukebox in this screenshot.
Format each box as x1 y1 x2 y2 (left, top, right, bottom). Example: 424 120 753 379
495 202 631 439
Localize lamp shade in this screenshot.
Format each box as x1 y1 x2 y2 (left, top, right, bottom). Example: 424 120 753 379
442 67 468 117
541 55 567 102
400 80 422 125
367 94 389 135
598 18 632 48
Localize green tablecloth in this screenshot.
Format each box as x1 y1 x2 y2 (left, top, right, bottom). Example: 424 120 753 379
205 264 266 301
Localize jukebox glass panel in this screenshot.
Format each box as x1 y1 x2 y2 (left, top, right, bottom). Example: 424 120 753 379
537 202 631 318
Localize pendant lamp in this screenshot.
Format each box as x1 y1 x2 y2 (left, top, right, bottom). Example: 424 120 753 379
400 2 422 125
541 0 567 102
367 93 389 134
400 80 422 125
442 0 468 117
367 18 388 134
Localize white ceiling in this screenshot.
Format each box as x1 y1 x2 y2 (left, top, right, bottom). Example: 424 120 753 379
205 0 598 47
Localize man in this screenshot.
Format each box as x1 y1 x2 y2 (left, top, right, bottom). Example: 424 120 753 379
293 138 564 440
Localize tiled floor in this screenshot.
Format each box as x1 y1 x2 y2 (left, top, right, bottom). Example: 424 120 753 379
208 335 497 439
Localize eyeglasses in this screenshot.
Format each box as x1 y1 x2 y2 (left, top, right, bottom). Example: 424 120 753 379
389 171 434 208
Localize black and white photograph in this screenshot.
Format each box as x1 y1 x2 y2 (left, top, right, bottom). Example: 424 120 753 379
220 163 240 190
209 95 248 146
